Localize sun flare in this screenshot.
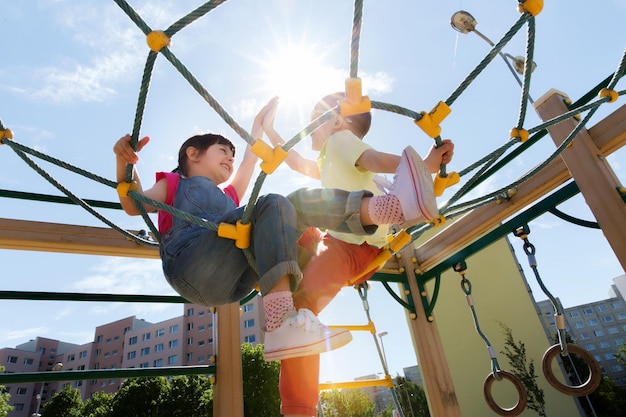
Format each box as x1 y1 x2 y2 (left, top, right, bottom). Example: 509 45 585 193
261 44 344 111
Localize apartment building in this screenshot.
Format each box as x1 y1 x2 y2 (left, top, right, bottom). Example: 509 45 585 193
536 274 626 385
1 295 264 416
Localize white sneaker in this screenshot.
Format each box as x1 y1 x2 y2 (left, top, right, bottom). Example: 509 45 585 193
388 146 437 224
263 308 352 361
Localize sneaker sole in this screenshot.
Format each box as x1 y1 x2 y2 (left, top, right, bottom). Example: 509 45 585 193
264 329 352 361
402 146 437 222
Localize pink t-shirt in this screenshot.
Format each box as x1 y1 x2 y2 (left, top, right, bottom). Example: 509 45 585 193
156 172 240 234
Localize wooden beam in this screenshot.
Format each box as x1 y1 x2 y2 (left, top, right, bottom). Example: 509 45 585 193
535 90 626 270
0 218 159 259
213 303 244 417
401 249 461 417
413 102 626 272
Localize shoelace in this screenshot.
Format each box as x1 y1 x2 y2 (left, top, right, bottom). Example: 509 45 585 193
372 174 392 193
291 309 323 334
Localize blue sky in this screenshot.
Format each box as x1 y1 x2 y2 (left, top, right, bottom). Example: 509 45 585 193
1 0 625 384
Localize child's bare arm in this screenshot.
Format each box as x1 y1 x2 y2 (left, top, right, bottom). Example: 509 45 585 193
356 149 401 174
423 139 455 174
262 97 321 179
114 134 165 215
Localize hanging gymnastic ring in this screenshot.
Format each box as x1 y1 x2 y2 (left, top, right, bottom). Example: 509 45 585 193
483 370 528 416
542 343 602 396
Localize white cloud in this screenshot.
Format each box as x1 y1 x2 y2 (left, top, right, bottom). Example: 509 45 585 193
72 257 169 294
4 326 47 341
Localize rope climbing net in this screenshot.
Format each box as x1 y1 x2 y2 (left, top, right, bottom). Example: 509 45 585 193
0 0 624 414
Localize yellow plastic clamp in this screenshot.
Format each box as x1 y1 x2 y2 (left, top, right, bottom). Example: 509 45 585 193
388 229 411 253
346 231 411 285
599 88 618 103
250 139 288 174
414 101 452 138
146 30 171 52
0 128 13 143
433 171 460 197
338 77 371 117
116 181 139 197
431 214 446 227
518 0 544 16
510 127 529 142
217 220 251 249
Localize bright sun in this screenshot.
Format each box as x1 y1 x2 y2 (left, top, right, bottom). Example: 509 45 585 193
261 44 344 110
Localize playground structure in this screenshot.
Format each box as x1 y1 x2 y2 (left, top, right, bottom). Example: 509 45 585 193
1 0 626 416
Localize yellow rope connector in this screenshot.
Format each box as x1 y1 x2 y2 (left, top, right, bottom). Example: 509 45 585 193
518 0 544 16
250 139 288 174
388 229 411 252
430 214 446 227
599 88 619 103
339 77 371 117
414 101 451 138
433 171 460 197
0 128 14 143
218 220 251 249
510 127 529 142
146 30 171 52
116 181 139 197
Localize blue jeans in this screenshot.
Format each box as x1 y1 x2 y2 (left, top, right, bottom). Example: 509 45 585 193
287 188 377 236
160 176 300 306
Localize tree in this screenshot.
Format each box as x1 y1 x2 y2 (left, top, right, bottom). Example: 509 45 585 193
110 376 169 417
242 342 281 417
319 388 375 417
41 386 83 417
160 375 212 417
81 391 114 417
392 377 430 417
498 323 546 417
0 366 13 417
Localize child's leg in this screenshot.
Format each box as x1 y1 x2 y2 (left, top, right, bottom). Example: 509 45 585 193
279 355 320 417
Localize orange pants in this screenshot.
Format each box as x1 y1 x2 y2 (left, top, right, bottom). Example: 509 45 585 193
279 228 382 416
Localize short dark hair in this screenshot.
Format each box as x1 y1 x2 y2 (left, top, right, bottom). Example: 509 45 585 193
175 133 235 176
313 92 372 138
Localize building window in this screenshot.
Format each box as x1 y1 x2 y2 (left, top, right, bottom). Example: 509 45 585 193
187 338 194 345
187 323 194 331
127 351 136 360
187 308 194 316
156 329 165 337
199 311 205 317
97 335 103 343
244 319 255 328
593 330 605 337
169 340 178 348
39 347 46 354
611 301 622 309
168 355 178 365
187 353 193 361
170 325 179 334
105 352 110 358
599 341 611 349
124 326 132 333
79 351 88 359
245 335 256 343
579 333 590 340
588 319 599 326
574 322 584 329
142 333 151 341
208 338 214 344
114 336 120 341
243 304 254 313
569 311 580 318
604 353 615 360
614 338 624 345
199 325 205 332
198 356 205 363
597 305 608 312
611 364 623 372
113 350 119 356
584 344 596 351
603 316 614 323
13 404 24 411
155 343 164 352
140 362 149 368
23 358 34 366
583 308 593 315
141 348 150 356
106 338 112 344
6 356 18 364
154 359 163 367
208 323 214 329
95 349 101 356
198 341 205 346
16 387 27 396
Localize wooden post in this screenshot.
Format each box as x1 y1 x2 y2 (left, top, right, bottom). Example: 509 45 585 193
534 90 626 270
400 248 462 417
213 303 244 417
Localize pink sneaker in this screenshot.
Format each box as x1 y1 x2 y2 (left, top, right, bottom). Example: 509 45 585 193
388 146 438 223
263 308 352 361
